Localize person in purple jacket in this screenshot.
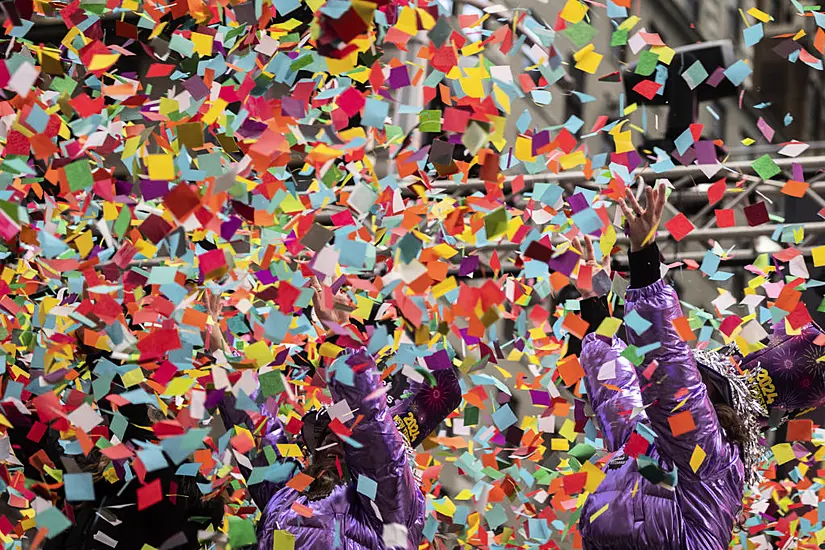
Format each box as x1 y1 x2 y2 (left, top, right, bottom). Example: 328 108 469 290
571 184 825 550
215 280 461 550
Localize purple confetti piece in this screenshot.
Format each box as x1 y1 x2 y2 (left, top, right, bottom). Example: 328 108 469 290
458 256 479 276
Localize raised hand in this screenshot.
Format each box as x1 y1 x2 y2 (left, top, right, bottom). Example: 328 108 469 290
617 183 666 253
309 276 353 329
205 289 227 352
573 235 610 300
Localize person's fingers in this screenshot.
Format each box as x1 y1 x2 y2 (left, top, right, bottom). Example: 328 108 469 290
626 188 644 216
617 198 634 220
644 186 654 214
572 237 585 262
584 235 596 266
655 182 667 220
309 276 323 293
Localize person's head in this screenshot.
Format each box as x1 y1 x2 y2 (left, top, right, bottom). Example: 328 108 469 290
300 408 347 501
701 370 748 447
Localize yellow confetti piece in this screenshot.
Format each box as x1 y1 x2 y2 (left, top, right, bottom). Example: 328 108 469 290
163 376 195 397
613 131 634 154
573 44 603 74
772 443 795 465
650 45 675 65
455 489 475 501
203 98 228 125
191 32 214 56
747 7 772 22
589 503 609 522
492 84 510 112
147 154 175 180
433 497 456 517
432 276 458 298
320 341 344 358
560 150 586 170
559 418 577 442
618 15 640 31
581 461 606 493
415 7 436 30
245 340 274 367
514 136 536 162
279 193 305 213
690 445 706 473
395 6 418 35
560 0 587 23
550 438 569 451
814 246 825 267
88 53 121 71
596 317 622 338
461 41 484 56
121 367 145 388
432 243 458 259
276 444 304 458
74 230 93 257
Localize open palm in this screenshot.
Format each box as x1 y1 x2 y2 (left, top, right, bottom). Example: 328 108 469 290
618 184 666 253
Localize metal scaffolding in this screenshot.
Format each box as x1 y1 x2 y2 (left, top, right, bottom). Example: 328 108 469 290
313 155 825 277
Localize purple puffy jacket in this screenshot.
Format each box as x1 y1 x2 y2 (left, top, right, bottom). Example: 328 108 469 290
220 348 426 550
578 280 744 550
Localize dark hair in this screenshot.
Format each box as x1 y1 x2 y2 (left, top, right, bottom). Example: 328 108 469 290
303 461 346 501
714 403 748 447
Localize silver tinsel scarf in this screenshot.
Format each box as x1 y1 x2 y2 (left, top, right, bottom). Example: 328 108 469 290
691 345 768 487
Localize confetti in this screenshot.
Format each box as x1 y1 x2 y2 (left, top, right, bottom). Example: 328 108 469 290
0 0 820 547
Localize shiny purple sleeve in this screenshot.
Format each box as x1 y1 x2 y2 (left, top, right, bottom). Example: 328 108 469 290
218 391 298 510
327 348 425 529
624 279 733 476
580 333 647 452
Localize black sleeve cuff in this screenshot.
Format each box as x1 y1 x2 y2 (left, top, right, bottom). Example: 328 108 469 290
580 295 610 330
629 242 662 289
567 295 610 358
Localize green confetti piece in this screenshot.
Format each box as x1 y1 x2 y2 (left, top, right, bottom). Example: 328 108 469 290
484 207 510 240
751 154 782 180
113 205 132 238
635 50 659 76
419 109 442 132
259 370 286 397
563 21 598 48
228 516 257 547
464 405 479 426
65 160 94 191
610 29 628 47
620 345 645 366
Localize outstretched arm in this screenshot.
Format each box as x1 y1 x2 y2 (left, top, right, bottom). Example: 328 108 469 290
619 185 735 476
327 348 425 531
580 330 648 453
206 291 300 508
570 236 647 452
218 391 300 510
